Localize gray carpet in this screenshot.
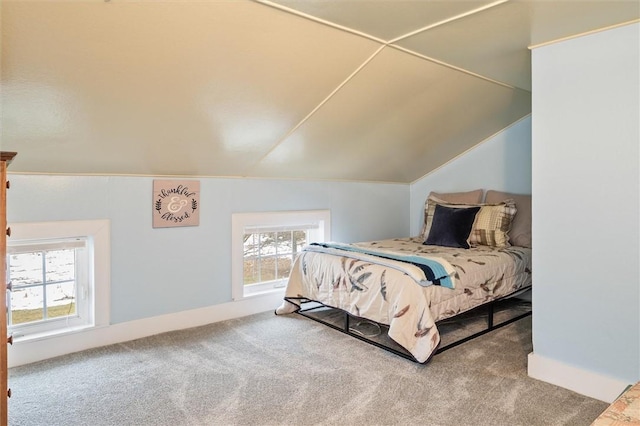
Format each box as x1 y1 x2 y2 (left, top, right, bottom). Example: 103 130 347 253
8 311 607 426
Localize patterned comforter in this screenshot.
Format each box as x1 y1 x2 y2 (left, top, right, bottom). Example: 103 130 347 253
276 237 532 363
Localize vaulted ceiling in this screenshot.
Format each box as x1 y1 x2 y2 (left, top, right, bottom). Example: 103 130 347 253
1 0 638 183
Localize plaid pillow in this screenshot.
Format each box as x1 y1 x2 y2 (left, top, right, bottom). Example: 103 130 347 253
421 195 517 248
485 190 531 248
468 201 517 248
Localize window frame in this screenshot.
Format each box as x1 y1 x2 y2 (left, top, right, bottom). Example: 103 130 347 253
231 210 330 301
7 238 90 334
7 220 110 341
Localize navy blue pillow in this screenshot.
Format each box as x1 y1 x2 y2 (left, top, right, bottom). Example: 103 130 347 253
424 204 481 249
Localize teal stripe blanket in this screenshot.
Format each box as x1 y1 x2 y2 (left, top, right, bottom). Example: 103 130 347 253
309 242 454 289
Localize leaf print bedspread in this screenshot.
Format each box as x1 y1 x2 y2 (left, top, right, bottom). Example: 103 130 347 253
277 238 532 363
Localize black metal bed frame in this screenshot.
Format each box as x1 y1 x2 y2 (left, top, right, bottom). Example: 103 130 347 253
284 287 532 363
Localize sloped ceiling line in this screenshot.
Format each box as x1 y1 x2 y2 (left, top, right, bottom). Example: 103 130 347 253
256 0 519 89
244 44 388 175
387 0 509 44
387 44 519 90
254 0 387 44
249 0 525 179
4 1 636 182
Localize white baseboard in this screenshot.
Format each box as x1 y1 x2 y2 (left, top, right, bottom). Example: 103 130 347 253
528 352 630 403
8 291 285 368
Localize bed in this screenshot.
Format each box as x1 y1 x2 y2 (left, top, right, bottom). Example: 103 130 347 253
275 190 532 363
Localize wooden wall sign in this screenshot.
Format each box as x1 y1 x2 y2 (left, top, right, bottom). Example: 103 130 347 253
153 180 200 228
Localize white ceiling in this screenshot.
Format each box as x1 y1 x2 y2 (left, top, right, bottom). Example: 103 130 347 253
1 0 638 182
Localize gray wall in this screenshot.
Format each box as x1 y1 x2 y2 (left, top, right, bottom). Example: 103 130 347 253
531 23 639 383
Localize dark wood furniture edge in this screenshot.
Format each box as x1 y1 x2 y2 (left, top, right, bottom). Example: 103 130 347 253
0 152 15 426
0 153 17 165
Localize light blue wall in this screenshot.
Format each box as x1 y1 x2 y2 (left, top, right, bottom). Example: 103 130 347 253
531 23 639 382
6 175 409 324
4 89 533 329
409 116 532 236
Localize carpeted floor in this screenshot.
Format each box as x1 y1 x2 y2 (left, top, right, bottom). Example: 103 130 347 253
8 311 607 426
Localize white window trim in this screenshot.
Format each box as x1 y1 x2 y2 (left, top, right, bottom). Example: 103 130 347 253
8 220 110 342
231 210 330 301
8 237 91 335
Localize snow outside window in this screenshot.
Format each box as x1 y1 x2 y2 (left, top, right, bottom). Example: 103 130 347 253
6 220 110 341
232 210 330 300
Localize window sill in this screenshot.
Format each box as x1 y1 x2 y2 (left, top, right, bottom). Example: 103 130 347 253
12 323 100 344
239 287 286 300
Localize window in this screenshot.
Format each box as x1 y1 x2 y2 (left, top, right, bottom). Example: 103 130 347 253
6 220 110 340
232 210 330 300
7 238 89 333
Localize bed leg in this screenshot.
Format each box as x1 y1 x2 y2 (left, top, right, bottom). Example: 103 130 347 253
487 303 494 329
344 311 350 332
